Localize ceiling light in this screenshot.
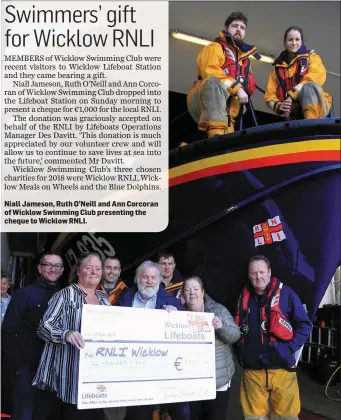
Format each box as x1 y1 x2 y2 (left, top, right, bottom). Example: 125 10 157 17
171 30 339 77
171 30 275 64
171 31 211 46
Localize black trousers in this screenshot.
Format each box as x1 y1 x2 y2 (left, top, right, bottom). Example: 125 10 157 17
1 362 13 415
32 393 104 420
32 389 61 420
189 389 230 420
10 367 37 420
61 401 104 420
11 370 60 420
126 402 189 420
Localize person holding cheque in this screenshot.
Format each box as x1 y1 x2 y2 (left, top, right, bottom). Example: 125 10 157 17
117 260 188 420
32 252 111 420
182 276 240 420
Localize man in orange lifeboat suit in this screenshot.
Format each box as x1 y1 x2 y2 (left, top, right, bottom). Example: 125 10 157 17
235 255 312 420
187 12 260 137
264 26 332 119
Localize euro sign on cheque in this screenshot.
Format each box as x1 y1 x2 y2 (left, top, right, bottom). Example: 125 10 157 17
78 305 216 409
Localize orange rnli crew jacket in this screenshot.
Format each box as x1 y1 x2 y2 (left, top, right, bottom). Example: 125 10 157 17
190 32 258 96
98 280 127 305
187 32 259 133
264 47 332 116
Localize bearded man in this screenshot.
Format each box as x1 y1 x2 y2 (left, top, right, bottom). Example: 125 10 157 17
117 261 187 420
187 11 260 136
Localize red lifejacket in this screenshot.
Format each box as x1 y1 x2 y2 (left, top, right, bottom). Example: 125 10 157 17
235 277 293 345
275 54 310 101
215 37 256 96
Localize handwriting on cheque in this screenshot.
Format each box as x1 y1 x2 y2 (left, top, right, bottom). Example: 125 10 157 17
85 345 169 359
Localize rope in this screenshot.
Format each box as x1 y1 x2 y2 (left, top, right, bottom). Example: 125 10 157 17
169 110 188 125
256 84 266 94
324 365 341 401
169 84 267 127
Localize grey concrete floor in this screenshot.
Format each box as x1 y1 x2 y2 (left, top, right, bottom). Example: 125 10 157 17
298 370 340 420
226 359 340 420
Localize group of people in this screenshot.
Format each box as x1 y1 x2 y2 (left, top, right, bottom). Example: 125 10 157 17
1 250 312 420
188 11 332 137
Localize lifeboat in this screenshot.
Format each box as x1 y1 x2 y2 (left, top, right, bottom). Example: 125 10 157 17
48 117 340 317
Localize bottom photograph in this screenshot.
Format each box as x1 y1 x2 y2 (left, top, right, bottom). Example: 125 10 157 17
1 119 340 420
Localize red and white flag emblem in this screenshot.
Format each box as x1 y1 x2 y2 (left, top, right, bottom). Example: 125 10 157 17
253 216 286 247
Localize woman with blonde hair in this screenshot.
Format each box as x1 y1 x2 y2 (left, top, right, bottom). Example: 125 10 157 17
33 252 111 420
182 276 240 420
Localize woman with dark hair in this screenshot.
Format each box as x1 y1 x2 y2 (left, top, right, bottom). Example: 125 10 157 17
182 276 240 420
32 253 111 420
264 26 332 119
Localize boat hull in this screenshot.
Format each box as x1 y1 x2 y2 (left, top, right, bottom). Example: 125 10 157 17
48 119 341 317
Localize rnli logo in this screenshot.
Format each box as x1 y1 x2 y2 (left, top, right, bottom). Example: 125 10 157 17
253 216 286 247
187 314 211 333
96 384 107 393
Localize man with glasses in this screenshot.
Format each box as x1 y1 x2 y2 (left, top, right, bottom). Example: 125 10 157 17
2 252 64 420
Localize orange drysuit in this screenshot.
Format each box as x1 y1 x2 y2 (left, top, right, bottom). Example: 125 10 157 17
264 45 332 119
187 32 259 136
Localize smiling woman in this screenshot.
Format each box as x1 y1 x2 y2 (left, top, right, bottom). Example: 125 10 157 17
182 275 240 420
32 252 111 420
264 26 332 119
76 255 104 305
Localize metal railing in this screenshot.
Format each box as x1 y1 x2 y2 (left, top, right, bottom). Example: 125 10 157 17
300 325 338 364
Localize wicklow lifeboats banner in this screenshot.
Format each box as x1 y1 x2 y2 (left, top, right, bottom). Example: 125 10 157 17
78 305 216 409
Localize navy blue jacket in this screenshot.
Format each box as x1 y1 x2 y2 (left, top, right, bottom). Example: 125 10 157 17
236 280 312 370
1 278 59 374
117 286 189 419
117 285 183 310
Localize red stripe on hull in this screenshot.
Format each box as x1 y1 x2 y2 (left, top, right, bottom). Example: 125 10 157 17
169 151 340 187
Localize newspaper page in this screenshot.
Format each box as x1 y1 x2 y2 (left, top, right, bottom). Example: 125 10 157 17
1 1 169 232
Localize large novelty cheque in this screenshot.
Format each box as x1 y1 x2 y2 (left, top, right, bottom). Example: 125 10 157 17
78 305 216 409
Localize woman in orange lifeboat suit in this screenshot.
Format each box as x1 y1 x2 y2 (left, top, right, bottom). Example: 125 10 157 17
264 26 332 119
